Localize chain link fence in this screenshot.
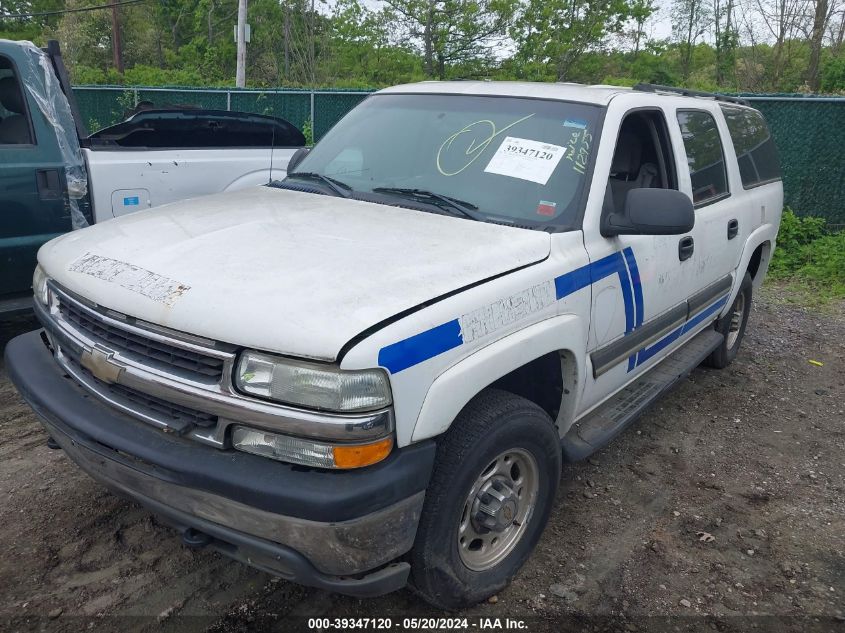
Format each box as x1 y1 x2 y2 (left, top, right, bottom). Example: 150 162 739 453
740 95 845 225
71 86 845 224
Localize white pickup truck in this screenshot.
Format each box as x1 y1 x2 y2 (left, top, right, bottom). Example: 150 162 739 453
0 39 303 314
7 81 783 608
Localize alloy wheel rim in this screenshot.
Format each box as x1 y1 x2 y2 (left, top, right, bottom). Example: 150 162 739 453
726 292 746 349
457 448 539 571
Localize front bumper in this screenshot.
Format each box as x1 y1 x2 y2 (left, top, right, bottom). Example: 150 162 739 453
5 330 436 597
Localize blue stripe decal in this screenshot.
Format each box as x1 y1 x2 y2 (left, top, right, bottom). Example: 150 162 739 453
588 251 625 283
683 294 729 333
378 319 463 374
635 295 729 367
379 249 642 374
623 247 644 328
622 247 644 371
554 266 592 300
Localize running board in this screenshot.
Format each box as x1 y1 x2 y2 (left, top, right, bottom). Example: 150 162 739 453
561 328 724 462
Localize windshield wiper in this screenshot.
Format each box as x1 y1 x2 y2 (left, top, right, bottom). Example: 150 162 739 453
372 187 481 220
286 172 353 198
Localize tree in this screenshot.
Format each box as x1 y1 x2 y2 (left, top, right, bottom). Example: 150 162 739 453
714 0 739 86
672 0 712 81
630 0 657 58
751 0 808 88
805 0 838 89
384 0 517 79
514 0 639 81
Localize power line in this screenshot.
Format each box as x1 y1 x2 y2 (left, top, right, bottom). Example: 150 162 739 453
0 0 149 20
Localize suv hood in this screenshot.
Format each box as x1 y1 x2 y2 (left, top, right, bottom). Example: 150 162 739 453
40 187 551 361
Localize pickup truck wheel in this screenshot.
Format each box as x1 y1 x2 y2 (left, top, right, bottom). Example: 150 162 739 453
705 272 753 369
409 389 561 609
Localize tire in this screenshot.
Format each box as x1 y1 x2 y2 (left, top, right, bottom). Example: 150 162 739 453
409 388 561 609
705 272 753 369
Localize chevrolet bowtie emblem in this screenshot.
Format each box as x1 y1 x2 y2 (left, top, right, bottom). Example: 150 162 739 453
80 346 124 384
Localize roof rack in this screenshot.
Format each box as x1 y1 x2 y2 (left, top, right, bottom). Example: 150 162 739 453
632 83 750 106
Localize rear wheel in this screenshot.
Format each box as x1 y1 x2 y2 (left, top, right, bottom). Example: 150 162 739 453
705 272 752 369
410 389 561 609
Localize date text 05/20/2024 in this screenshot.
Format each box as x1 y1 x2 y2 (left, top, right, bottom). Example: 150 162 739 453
307 617 529 630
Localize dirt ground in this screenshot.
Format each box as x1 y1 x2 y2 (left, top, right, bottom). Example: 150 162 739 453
0 284 842 633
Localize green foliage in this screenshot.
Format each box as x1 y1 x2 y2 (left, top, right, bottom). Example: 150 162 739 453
821 55 845 93
769 209 826 275
769 209 845 298
301 117 314 145
3 0 844 95
512 0 642 80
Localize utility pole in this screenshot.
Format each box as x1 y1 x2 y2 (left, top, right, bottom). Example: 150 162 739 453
111 1 124 73
236 0 248 87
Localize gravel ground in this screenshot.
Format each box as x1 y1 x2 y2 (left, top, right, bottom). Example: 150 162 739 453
0 283 842 633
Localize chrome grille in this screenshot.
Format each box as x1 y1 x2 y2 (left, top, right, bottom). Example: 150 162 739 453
65 354 218 433
38 280 394 450
107 382 219 429
58 294 224 381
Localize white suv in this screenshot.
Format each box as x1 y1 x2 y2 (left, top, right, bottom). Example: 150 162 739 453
7 81 783 608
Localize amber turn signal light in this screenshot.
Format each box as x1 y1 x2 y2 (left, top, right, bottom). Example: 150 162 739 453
332 436 394 469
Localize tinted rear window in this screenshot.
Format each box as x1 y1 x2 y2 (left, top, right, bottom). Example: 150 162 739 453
720 106 781 188
88 110 305 148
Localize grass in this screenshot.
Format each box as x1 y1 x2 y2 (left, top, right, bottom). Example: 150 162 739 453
765 209 845 306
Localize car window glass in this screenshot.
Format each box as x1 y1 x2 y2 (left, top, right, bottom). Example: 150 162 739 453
606 110 677 217
676 110 728 206
720 106 781 188
0 57 34 145
296 94 602 230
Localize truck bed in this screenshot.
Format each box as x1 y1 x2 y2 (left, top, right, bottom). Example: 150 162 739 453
84 146 296 223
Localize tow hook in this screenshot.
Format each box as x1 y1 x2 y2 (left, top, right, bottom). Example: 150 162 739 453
46 436 61 450
182 528 213 549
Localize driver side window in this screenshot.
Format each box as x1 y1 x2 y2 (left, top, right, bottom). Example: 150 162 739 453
0 56 33 146
605 110 677 217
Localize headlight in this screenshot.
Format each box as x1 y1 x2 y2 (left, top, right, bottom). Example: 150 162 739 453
33 265 49 306
232 425 393 469
235 351 392 412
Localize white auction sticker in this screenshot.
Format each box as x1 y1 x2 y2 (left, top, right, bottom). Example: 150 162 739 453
483 136 566 185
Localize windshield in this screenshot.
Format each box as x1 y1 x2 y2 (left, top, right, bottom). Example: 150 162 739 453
292 94 602 229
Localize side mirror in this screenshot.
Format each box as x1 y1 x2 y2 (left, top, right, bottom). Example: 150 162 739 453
287 147 311 173
602 188 695 237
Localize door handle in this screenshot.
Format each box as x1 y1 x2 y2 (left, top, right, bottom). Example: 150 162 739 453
678 236 694 261
727 219 739 240
36 169 62 201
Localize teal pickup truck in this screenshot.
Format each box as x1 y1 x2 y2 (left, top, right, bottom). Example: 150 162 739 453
0 40 304 316
0 40 89 315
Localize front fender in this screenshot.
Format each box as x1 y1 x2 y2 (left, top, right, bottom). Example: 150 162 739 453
411 313 588 442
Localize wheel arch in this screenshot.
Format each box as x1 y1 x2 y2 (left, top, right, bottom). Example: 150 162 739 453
410 314 587 442
746 240 772 291
722 225 777 314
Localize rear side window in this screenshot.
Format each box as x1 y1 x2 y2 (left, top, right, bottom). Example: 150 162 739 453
720 106 781 188
676 110 729 206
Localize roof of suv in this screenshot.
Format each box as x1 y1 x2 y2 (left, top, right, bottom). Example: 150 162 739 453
378 81 756 110
378 81 633 106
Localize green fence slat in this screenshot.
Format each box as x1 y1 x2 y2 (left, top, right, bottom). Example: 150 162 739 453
313 92 369 140
229 91 312 133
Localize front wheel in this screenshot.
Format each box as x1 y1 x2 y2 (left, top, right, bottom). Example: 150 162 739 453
410 389 561 609
705 272 753 369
